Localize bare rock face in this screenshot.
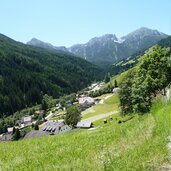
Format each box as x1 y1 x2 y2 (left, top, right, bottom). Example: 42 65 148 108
27 27 169 68
68 27 168 68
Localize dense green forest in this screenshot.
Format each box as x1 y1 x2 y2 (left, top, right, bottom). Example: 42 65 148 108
0 34 103 118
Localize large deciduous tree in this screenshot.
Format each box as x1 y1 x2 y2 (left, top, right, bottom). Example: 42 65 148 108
120 45 171 114
65 105 81 127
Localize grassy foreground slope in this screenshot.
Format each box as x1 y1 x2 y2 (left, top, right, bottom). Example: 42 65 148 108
0 99 170 171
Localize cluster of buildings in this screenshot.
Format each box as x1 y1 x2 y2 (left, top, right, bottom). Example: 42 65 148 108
78 96 95 111
24 120 71 139
0 82 109 141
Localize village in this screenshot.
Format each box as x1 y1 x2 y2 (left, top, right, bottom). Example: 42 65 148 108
0 81 120 141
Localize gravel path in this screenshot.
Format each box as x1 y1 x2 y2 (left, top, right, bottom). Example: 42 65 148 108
82 110 119 122
99 94 114 104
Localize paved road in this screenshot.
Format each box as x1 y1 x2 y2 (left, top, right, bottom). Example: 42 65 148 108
82 110 119 122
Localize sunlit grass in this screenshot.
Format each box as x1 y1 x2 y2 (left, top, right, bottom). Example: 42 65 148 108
82 103 119 119
0 99 170 170
82 93 120 119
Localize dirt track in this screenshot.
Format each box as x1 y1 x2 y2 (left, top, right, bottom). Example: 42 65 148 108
82 110 119 122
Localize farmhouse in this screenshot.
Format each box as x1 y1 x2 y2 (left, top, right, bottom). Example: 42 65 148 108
21 116 32 126
76 121 93 128
78 97 95 110
42 120 71 135
7 127 13 133
24 120 72 139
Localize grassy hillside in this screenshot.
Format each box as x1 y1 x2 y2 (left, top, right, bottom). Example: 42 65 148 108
0 98 170 171
82 93 119 119
0 34 103 117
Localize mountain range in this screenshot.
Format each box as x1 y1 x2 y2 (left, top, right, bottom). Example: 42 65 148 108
27 27 169 68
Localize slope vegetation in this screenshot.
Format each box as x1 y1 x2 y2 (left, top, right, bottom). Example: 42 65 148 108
0 34 102 118
0 99 170 170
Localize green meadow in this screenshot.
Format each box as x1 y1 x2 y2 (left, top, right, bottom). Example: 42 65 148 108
0 99 170 171
82 93 119 119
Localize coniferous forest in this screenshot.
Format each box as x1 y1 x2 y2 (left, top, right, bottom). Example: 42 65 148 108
0 34 103 118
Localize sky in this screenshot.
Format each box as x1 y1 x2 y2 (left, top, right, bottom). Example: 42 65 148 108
0 0 171 47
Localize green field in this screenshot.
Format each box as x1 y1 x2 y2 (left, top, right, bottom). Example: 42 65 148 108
0 99 170 171
82 93 119 119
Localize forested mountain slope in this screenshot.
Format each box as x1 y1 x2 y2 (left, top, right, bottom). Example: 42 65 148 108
0 34 102 118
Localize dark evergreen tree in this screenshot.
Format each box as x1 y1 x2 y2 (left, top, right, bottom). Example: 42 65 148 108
3 125 8 133
12 127 16 134
34 123 39 130
114 80 118 88
12 128 21 141
31 123 35 129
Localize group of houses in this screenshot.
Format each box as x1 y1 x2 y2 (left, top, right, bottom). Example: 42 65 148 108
24 120 72 139
0 110 45 141
1 82 110 141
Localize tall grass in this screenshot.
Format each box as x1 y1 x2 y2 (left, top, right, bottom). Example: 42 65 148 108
0 100 170 171
103 99 171 170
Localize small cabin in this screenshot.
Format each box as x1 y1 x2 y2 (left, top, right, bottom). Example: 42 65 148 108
76 121 93 128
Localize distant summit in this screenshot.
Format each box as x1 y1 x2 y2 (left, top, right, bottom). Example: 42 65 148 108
68 27 168 68
27 38 68 52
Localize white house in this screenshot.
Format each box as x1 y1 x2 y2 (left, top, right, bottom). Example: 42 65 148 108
7 127 13 133
78 97 95 110
42 120 71 134
78 97 95 105
22 116 32 125
112 87 120 93
76 121 92 128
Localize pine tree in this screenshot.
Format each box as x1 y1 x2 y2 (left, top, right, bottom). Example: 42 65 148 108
114 80 118 88
12 128 21 141
12 127 16 134
34 123 39 130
